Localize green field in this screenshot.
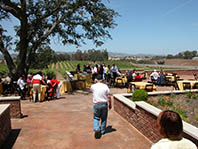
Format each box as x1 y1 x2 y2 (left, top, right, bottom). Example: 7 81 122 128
48 60 138 76
0 60 182 77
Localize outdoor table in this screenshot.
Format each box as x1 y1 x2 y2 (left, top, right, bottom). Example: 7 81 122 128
79 73 92 88
72 73 91 89
40 85 47 101
128 82 156 93
138 71 148 79
75 79 85 90
74 73 79 80
177 80 198 90
166 73 173 76
165 75 175 82
65 80 72 92
115 76 127 87
60 80 67 94
30 85 47 101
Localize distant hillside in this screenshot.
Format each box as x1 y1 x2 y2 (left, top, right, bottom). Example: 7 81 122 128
108 52 162 57
164 59 198 66
55 51 163 57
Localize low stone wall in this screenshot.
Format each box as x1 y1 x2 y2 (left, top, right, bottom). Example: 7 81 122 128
121 69 198 76
113 91 198 146
146 69 198 76
0 96 22 118
0 104 11 148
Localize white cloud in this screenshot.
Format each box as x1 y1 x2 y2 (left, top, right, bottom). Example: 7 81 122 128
162 0 193 17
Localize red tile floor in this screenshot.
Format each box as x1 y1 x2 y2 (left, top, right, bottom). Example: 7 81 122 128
2 88 152 149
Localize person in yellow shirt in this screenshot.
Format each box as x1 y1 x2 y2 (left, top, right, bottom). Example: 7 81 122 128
151 110 197 149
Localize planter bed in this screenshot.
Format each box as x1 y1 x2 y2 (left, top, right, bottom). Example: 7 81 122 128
113 90 198 146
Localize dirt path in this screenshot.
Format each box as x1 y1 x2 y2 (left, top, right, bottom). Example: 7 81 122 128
56 63 64 80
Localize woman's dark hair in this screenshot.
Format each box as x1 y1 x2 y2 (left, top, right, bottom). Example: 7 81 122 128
157 110 183 139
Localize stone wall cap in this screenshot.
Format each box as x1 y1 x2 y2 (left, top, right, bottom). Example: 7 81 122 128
135 101 162 117
148 90 198 96
0 96 21 101
183 121 198 140
0 104 10 115
113 94 136 109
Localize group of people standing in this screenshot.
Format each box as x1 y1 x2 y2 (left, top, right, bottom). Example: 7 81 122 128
17 72 62 102
150 69 166 86
76 63 121 86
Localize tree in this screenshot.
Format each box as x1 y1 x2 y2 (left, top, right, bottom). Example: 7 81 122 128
183 50 193 59
175 52 183 59
72 49 83 60
55 53 71 61
166 54 174 59
103 49 108 60
0 0 118 80
30 45 56 69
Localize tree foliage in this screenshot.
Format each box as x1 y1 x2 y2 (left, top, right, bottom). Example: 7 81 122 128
30 45 56 69
0 0 118 80
166 50 198 59
71 49 108 61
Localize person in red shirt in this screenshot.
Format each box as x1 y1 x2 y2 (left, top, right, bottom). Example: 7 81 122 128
134 73 143 82
31 72 45 102
50 78 62 99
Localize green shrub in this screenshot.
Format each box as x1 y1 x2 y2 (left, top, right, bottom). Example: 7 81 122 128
157 61 165 65
194 115 198 121
192 94 198 100
131 89 148 101
157 96 166 106
173 108 187 121
170 93 176 98
186 99 191 103
185 91 192 99
166 99 174 106
137 60 155 64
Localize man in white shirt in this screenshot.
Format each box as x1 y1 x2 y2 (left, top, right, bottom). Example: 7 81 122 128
90 74 112 139
92 64 98 81
150 69 159 82
17 75 26 99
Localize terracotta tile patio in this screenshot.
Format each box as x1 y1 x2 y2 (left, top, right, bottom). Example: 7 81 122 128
2 88 152 149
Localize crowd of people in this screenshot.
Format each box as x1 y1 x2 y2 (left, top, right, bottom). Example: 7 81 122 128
0 64 197 148
76 63 174 88
0 63 178 102
75 63 146 88
75 63 121 85
0 72 62 102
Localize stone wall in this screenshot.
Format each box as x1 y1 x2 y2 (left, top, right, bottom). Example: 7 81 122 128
0 104 11 148
114 98 161 143
113 93 198 146
0 96 22 118
121 69 198 76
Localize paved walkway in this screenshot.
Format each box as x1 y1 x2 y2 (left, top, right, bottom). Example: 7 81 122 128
3 88 152 149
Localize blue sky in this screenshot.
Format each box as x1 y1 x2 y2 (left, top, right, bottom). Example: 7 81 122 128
1 0 198 55
51 0 198 55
